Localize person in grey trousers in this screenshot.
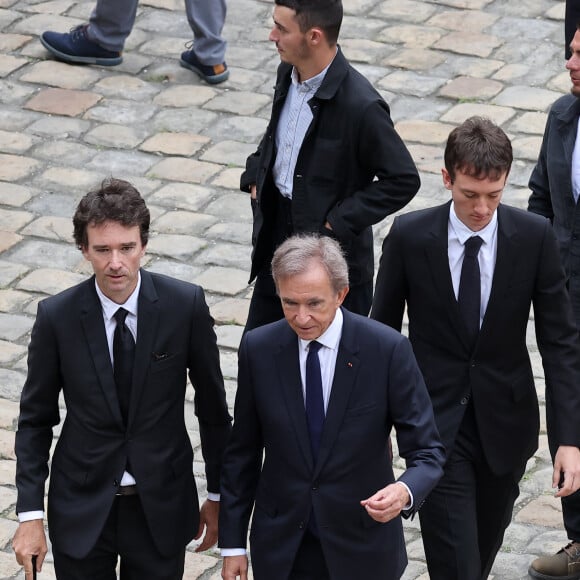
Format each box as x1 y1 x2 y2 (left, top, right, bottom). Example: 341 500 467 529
39 0 229 84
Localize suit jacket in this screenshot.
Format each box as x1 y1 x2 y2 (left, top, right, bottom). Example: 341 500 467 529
372 202 580 475
240 47 420 286
528 93 580 328
15 270 232 559
219 309 445 580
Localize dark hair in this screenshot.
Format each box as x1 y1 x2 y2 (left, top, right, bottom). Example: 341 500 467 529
275 0 342 44
73 178 150 250
271 234 349 293
444 116 513 183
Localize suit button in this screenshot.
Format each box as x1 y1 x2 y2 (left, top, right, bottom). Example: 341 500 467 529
312 482 319 491
299 521 305 529
113 479 119 486
460 396 469 405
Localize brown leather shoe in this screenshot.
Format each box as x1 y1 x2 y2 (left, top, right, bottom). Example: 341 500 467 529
529 542 580 579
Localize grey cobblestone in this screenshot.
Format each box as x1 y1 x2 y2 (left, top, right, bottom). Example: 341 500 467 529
0 0 576 578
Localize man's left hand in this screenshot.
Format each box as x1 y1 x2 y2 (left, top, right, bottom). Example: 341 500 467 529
553 445 580 497
360 483 410 523
195 499 219 552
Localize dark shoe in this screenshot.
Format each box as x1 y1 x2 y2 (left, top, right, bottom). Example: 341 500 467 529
180 48 229 84
40 25 122 66
529 542 580 579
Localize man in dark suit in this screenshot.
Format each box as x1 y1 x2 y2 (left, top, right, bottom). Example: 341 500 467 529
12 178 232 579
527 24 580 580
218 234 445 580
241 0 420 330
372 117 580 580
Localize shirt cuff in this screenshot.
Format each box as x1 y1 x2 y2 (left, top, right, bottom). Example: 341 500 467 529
18 511 44 523
395 481 414 510
207 492 220 502
220 548 247 557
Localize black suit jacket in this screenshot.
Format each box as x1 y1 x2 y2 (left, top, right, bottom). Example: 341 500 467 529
15 270 232 558
372 202 580 475
219 309 444 580
241 47 420 285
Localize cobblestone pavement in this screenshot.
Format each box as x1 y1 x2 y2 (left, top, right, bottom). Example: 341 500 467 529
0 0 573 578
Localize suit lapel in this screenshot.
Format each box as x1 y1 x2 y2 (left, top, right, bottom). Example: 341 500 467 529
80 278 124 428
315 310 360 478
274 326 314 470
128 270 160 427
479 205 518 337
425 203 471 349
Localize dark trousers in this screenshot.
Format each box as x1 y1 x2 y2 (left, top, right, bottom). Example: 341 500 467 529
289 530 330 580
546 395 580 541
419 406 525 580
53 495 186 580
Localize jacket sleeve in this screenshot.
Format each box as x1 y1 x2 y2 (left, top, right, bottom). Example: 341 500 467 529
187 286 232 494
218 334 263 548
528 110 555 220
370 217 407 331
387 336 445 514
15 301 62 513
240 136 265 193
326 100 420 242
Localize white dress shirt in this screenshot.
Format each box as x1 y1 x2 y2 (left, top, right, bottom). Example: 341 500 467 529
448 204 498 327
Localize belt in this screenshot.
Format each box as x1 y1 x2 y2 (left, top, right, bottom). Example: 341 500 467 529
116 485 138 496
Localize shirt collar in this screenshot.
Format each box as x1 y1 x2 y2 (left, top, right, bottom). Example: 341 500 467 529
291 49 336 93
299 307 343 354
449 203 498 247
95 271 141 321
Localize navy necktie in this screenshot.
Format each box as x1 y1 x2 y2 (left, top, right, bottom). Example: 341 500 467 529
305 341 325 461
113 307 135 425
458 236 483 346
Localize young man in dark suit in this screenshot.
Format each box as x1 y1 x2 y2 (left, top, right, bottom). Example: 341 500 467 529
12 178 232 579
219 234 445 580
372 117 580 580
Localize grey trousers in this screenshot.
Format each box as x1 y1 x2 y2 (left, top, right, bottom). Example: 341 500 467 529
87 0 226 63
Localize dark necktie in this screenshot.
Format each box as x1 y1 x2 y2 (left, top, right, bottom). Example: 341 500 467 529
305 341 325 461
113 307 135 425
458 236 484 346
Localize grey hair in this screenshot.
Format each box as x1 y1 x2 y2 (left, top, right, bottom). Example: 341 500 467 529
271 234 349 293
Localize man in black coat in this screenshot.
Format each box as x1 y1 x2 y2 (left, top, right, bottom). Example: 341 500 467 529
12 178 232 579
527 24 580 580
241 0 420 330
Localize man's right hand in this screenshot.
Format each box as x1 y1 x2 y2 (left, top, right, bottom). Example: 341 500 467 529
222 554 249 580
13 519 47 580
250 185 257 200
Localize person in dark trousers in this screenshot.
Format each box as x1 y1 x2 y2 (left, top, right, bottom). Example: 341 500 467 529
219 234 445 580
241 0 419 331
38 0 229 84
372 117 580 580
527 22 580 580
12 178 232 580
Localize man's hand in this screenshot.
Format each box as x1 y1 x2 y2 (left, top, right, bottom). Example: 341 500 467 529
12 519 47 580
360 483 410 523
553 445 580 497
250 185 257 200
222 555 249 580
195 499 219 552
